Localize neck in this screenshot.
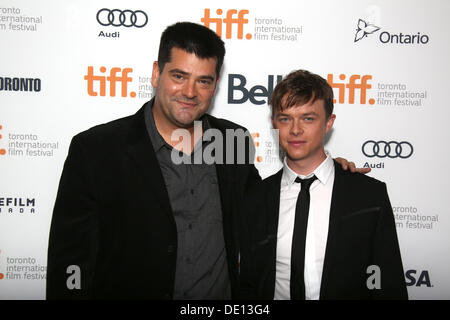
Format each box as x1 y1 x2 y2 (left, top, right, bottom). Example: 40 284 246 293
286 150 327 176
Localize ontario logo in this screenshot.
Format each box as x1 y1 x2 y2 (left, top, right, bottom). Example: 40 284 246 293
354 18 429 44
354 19 380 42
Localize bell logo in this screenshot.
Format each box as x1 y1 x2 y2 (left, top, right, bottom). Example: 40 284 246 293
228 73 282 105
327 74 375 105
84 66 136 98
201 9 252 39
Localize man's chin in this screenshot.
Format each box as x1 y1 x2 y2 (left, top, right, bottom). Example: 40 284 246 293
286 155 307 162
284 149 308 162
175 116 205 129
173 112 203 128
174 121 195 129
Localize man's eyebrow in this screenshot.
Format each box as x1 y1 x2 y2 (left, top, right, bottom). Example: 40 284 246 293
168 68 190 75
301 112 320 116
198 75 215 81
169 69 215 81
276 111 320 117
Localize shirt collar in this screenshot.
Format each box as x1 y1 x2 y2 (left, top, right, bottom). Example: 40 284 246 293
144 99 167 152
282 151 335 187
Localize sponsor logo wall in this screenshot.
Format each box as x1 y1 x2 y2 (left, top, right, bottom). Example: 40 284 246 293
1 0 449 299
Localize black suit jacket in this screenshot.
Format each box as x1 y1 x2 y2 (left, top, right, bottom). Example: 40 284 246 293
46 100 261 299
240 160 408 300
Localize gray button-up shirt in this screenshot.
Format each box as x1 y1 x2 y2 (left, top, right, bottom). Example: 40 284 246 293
144 101 231 299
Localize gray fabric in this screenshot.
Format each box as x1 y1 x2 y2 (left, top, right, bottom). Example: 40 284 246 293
144 101 231 299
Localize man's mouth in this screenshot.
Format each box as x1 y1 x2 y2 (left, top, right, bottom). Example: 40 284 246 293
288 140 306 147
176 100 197 108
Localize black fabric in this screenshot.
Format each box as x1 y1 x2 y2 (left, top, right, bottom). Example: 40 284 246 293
239 162 408 300
290 175 317 300
46 99 261 299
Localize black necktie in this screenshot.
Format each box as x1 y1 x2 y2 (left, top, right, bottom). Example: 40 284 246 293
290 175 317 300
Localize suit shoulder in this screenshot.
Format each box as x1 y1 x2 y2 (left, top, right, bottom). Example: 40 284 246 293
65 111 143 158
262 170 283 186
74 113 135 141
247 169 283 196
337 166 387 195
344 170 385 185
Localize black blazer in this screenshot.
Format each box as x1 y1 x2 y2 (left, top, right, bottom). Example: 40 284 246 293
240 161 408 300
46 100 260 299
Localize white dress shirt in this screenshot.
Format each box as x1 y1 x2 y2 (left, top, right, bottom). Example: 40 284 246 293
274 153 335 300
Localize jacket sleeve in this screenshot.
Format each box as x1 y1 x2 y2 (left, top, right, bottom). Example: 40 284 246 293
373 182 408 300
46 135 98 299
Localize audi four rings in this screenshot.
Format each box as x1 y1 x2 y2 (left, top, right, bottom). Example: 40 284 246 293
362 141 414 158
96 9 148 28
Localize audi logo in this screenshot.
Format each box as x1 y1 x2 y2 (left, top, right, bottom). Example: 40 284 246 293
96 9 148 28
362 140 414 159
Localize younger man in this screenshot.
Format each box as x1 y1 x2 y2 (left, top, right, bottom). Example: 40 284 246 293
239 70 407 300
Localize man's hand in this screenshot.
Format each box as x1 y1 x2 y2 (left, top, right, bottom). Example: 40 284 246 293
335 157 371 174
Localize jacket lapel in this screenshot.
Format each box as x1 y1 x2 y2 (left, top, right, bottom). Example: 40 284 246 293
261 169 283 298
125 101 174 221
204 115 242 292
205 114 232 224
320 161 347 299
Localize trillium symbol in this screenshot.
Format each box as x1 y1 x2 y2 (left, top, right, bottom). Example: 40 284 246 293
354 19 380 42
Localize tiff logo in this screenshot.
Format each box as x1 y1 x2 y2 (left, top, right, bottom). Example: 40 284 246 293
201 8 252 39
251 132 263 163
84 66 136 98
327 74 375 105
0 125 5 156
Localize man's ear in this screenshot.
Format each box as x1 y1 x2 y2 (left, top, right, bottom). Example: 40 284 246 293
325 114 336 134
212 76 220 96
271 112 277 128
151 61 160 88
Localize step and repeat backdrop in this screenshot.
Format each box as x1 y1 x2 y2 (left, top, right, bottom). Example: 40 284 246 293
1 0 449 299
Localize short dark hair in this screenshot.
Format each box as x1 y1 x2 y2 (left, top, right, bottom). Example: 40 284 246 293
158 22 226 77
270 69 334 119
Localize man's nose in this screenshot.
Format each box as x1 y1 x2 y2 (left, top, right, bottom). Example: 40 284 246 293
182 80 197 99
290 119 304 135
